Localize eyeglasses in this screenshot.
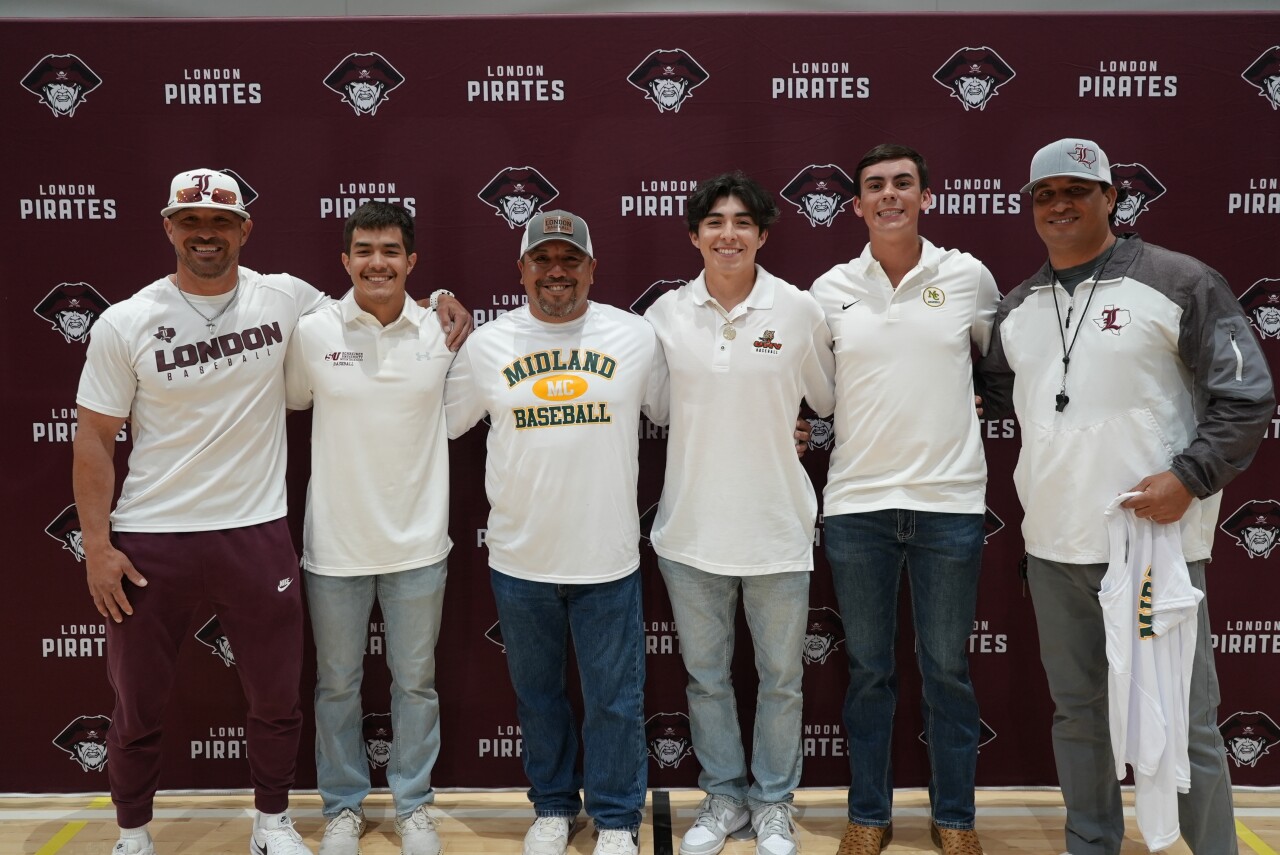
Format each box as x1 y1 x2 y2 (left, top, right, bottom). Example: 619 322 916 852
173 186 238 205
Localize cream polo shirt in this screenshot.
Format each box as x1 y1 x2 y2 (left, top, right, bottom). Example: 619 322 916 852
645 265 835 576
810 238 999 516
284 290 454 576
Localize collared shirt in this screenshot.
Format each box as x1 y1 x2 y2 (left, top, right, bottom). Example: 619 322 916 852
284 290 454 575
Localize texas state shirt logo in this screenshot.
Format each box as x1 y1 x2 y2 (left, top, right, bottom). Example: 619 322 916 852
1242 46 1280 111
324 52 404 115
34 282 110 344
1239 279 1280 341
478 166 559 229
21 54 101 116
627 49 709 113
933 47 1015 111
53 715 111 772
1093 305 1131 334
781 165 857 227
1219 500 1280 559
1111 163 1166 227
1220 710 1280 768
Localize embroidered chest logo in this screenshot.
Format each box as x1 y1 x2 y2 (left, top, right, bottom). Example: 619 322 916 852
753 329 783 353
324 351 365 366
923 287 946 307
1093 305 1131 334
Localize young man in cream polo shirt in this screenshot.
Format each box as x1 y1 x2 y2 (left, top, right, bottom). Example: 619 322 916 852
644 172 836 855
284 202 455 855
809 144 1000 855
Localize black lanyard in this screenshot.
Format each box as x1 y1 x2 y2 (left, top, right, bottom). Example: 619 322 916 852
1049 241 1117 413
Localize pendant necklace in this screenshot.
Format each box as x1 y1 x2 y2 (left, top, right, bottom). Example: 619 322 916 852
708 299 737 340
176 283 239 335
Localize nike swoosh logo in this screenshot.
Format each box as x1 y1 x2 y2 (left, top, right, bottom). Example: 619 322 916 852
277 578 293 592
252 843 267 855
842 300 861 310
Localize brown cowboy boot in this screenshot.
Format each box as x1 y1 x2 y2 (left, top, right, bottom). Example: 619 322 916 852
930 822 985 855
835 821 892 855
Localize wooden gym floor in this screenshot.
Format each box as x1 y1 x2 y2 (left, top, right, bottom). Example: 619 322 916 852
4 788 1277 854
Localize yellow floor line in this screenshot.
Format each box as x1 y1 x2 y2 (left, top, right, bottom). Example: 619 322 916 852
34 796 112 855
1240 819 1278 855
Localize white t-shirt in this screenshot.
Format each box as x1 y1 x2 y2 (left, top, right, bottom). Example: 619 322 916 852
810 238 999 515
644 266 835 576
444 302 664 584
1100 493 1202 853
284 291 454 576
77 267 327 532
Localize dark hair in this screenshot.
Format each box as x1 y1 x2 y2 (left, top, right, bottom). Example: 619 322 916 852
854 143 929 193
343 201 415 255
685 171 780 233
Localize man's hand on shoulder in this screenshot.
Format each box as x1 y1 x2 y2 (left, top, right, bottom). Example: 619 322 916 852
417 291 474 351
1120 470 1195 526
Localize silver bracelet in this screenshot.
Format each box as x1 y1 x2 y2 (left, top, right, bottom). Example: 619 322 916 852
429 289 454 311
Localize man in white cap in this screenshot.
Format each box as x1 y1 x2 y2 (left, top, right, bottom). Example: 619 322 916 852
980 139 1274 855
444 210 664 855
73 169 469 855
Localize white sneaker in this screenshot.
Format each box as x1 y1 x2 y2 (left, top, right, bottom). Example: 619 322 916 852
251 814 314 855
318 809 365 855
751 802 798 855
522 816 571 855
395 804 443 855
680 794 751 855
593 828 639 855
112 835 156 855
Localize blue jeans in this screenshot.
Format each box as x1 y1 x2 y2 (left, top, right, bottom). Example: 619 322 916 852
658 557 807 808
824 510 983 830
489 569 647 831
306 560 447 818
1027 556 1235 855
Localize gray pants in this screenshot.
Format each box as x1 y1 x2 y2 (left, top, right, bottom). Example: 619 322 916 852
1026 556 1237 855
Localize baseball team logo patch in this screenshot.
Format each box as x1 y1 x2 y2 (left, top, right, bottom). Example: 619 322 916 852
1093 305 1132 334
933 47 1015 111
22 54 101 117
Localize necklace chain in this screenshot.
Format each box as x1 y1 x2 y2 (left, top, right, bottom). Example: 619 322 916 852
707 299 737 340
175 283 238 334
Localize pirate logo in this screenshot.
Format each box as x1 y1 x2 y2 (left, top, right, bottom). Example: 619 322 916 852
781 165 858 227
983 507 1005 544
1220 710 1280 768
920 718 998 749
805 416 834 452
629 280 685 316
1219 500 1280 559
361 713 394 768
803 606 845 665
34 282 110 343
933 47 1016 112
45 504 85 562
324 52 405 116
485 620 507 652
478 167 559 229
1109 163 1166 227
21 54 101 117
1092 305 1132 335
194 616 236 666
627 49 709 114
1239 279 1280 341
53 715 111 772
1242 46 1280 111
645 712 694 768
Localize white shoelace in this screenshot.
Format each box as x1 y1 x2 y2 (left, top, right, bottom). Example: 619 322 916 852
326 810 362 837
693 795 742 830
530 816 567 841
595 829 636 854
399 807 436 832
756 804 794 839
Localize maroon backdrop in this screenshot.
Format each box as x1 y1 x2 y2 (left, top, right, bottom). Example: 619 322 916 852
4 13 1279 794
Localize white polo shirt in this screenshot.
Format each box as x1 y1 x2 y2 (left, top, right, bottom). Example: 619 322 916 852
444 302 664 584
644 266 836 576
77 267 327 532
284 290 454 576
810 238 999 516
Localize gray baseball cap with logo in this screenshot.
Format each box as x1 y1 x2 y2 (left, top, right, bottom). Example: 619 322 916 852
519 210 593 259
1021 138 1113 194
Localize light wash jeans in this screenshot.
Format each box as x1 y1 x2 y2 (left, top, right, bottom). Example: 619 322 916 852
1027 556 1236 855
306 560 446 819
489 568 647 831
824 510 984 830
658 556 808 809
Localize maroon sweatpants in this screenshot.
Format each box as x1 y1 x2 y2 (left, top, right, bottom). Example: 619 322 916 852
105 519 303 828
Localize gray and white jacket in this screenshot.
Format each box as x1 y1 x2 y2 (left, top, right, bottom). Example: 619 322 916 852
981 234 1274 564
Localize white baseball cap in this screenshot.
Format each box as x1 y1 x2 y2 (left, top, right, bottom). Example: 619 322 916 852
161 168 250 218
1021 138 1112 194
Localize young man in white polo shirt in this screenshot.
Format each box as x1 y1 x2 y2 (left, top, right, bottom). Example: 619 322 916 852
644 172 836 855
809 144 1000 855
444 211 665 855
284 202 454 855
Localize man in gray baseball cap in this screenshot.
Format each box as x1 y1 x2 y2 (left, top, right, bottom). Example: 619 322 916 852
981 138 1274 855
